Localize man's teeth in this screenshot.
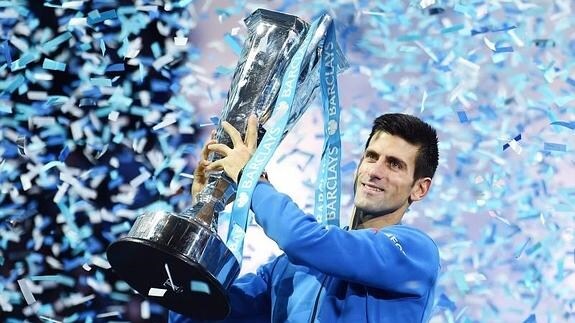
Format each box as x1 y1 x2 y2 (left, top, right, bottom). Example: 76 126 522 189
363 184 382 192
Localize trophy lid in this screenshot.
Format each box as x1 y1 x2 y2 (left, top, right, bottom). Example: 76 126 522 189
244 8 308 35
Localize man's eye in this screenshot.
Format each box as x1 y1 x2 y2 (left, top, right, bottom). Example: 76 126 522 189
390 160 401 169
365 153 377 160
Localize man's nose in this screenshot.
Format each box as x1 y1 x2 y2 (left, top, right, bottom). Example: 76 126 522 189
366 162 385 179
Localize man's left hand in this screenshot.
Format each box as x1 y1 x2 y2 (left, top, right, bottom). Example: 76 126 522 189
205 114 259 183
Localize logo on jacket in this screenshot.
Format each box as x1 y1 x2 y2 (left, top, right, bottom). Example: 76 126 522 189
384 233 406 255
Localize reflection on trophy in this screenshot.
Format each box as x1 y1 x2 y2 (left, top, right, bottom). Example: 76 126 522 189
107 8 346 320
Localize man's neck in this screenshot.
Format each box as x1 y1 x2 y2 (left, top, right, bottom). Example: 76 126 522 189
352 207 406 230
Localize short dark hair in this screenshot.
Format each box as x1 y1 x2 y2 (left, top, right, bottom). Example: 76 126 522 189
365 113 439 180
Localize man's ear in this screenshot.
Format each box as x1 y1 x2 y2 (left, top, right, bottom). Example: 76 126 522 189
410 177 432 202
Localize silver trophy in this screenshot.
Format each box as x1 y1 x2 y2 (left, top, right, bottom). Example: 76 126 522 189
107 8 346 320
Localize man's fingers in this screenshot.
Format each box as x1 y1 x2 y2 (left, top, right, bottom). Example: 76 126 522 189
245 115 259 150
195 139 215 179
205 160 224 172
221 121 242 148
201 139 216 160
207 143 232 156
194 160 209 174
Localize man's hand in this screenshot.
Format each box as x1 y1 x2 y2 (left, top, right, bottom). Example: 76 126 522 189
191 131 216 203
205 115 258 183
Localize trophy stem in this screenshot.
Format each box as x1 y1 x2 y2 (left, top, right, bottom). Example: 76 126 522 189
182 173 236 231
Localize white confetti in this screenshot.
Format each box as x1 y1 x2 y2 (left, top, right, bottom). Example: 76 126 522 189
38 316 62 323
152 54 174 70
96 311 121 318
152 115 178 131
419 0 436 9
90 256 111 269
129 169 152 188
141 300 151 319
507 139 522 154
17 278 36 305
483 37 496 51
174 36 188 46
20 174 32 191
108 110 120 121
147 287 167 297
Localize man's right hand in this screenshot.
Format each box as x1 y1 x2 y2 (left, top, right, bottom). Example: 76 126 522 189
192 131 216 203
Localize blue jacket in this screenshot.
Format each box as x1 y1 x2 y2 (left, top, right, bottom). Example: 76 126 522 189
170 182 440 322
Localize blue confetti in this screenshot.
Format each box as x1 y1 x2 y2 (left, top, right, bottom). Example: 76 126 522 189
224 33 243 56
215 65 234 76
151 42 162 58
514 237 531 259
543 143 566 152
10 50 40 72
533 39 555 48
1 40 12 65
90 77 113 87
471 24 517 36
441 24 465 34
100 38 106 56
105 63 125 72
58 144 71 162
87 9 117 26
457 111 470 123
42 58 66 71
40 31 73 53
494 46 514 53
550 121 575 130
3 74 26 94
522 314 536 323
437 293 457 311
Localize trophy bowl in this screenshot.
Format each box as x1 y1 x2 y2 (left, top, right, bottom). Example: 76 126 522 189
107 210 240 320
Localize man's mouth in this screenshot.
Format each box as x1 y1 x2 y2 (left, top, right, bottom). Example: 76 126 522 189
361 183 384 192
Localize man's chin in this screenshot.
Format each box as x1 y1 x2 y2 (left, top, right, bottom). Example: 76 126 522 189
357 199 401 213
355 204 389 216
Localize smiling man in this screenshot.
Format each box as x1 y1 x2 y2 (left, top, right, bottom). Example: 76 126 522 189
170 113 441 322
351 115 438 230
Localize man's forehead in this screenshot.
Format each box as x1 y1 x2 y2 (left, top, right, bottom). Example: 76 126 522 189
367 132 420 159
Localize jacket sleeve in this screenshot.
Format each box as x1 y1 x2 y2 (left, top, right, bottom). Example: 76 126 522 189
251 182 440 297
168 257 277 322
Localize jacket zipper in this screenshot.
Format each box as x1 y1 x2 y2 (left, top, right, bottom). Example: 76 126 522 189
309 275 329 323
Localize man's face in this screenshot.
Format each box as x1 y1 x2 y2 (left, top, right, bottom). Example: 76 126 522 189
354 132 421 216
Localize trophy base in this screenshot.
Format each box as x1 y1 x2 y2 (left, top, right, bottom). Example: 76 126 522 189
107 237 231 320
106 211 240 321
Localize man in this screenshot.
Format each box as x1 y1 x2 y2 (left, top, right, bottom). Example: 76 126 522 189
170 113 440 322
